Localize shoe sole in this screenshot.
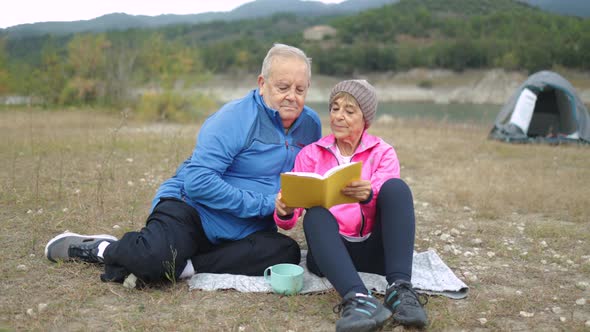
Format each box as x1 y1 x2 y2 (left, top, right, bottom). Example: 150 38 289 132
45 232 118 262
336 308 392 332
393 313 427 328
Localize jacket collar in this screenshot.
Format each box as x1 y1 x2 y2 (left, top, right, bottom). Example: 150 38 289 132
315 131 380 155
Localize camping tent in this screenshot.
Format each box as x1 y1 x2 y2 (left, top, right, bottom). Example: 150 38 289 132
489 71 590 144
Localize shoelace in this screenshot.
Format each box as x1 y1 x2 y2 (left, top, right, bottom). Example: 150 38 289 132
69 242 100 261
332 293 375 314
394 283 428 307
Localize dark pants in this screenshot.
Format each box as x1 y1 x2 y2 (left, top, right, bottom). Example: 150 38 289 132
101 198 301 284
304 178 416 297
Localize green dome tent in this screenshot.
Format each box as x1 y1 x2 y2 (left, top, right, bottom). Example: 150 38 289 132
489 71 590 144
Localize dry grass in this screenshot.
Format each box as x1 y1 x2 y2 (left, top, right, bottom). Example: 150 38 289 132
1 109 589 331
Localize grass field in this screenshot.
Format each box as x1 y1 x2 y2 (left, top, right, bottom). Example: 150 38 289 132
1 109 589 331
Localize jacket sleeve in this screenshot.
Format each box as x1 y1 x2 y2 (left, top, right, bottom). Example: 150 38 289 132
273 145 316 228
360 143 400 217
184 108 276 218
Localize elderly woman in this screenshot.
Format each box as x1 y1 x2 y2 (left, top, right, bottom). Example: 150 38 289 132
274 80 428 331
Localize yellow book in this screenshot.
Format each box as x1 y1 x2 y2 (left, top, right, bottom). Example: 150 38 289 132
280 162 363 209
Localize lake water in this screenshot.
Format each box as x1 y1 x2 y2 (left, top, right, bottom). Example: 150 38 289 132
307 102 500 125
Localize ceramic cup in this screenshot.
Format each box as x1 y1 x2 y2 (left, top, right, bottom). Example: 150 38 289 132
263 263 304 295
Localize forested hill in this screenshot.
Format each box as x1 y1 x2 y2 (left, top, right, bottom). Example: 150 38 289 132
1 0 588 39
0 0 588 106
1 0 397 39
310 0 589 74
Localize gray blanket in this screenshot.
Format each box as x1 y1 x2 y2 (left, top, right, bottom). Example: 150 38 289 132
188 249 468 299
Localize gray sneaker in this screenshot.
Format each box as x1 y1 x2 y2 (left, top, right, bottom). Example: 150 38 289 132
334 291 392 332
45 232 117 263
384 280 428 328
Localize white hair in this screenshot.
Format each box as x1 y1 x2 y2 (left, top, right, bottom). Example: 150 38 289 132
260 43 312 81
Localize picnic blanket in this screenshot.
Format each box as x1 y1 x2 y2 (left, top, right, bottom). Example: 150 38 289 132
188 249 468 299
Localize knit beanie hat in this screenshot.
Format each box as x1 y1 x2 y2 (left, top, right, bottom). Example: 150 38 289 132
329 79 378 128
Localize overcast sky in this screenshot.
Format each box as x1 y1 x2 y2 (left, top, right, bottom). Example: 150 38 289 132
1 0 346 29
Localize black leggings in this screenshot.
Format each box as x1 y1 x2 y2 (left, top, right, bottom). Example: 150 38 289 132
102 198 300 283
304 178 415 297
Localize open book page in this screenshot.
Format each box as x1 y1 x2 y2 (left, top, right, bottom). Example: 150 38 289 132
280 162 362 208
282 171 323 179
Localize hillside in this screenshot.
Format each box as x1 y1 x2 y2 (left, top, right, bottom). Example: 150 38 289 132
1 0 588 39
0 0 397 39
1 0 589 106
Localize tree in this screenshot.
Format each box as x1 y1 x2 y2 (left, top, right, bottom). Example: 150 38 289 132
0 38 9 95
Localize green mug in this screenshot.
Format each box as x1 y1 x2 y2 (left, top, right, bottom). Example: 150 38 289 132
263 263 304 295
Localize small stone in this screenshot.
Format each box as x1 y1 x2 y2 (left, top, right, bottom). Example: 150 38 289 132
585 320 590 327
463 206 471 212
519 311 534 318
487 251 496 258
113 225 121 229
471 238 483 245
123 273 138 289
576 281 589 290
37 303 48 313
238 326 245 332
464 272 478 282
515 290 522 296
127 181 134 186
575 298 586 305
29 254 35 258
26 308 35 317
16 264 27 271
440 233 452 242
478 318 487 325
540 240 548 248
551 306 562 314
559 317 566 322
26 209 33 214
541 260 547 264
62 208 69 212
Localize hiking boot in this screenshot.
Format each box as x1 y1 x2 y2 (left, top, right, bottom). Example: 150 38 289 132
334 291 392 332
384 280 428 328
45 232 117 263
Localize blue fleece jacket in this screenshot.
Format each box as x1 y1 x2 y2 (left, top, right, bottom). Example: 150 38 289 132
151 89 321 244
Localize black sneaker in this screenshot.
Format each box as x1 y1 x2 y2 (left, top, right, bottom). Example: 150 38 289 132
384 280 428 328
334 292 392 332
45 232 117 263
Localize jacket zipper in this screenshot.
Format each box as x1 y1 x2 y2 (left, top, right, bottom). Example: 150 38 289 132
323 144 366 237
358 207 366 237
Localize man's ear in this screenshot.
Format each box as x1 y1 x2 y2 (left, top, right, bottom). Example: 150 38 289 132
257 75 265 95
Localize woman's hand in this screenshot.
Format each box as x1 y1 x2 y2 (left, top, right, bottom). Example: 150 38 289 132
275 192 295 217
342 180 372 202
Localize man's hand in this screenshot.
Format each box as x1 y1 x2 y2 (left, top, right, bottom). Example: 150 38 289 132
341 180 372 202
275 192 295 217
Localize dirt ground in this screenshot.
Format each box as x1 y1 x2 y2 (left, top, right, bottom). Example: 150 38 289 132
1 110 589 331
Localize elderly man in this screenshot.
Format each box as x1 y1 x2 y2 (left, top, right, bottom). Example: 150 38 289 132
45 43 322 284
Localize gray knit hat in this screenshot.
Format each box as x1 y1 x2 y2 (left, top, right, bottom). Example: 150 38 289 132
329 79 378 128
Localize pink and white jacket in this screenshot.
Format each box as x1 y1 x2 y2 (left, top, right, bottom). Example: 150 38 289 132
274 131 400 238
